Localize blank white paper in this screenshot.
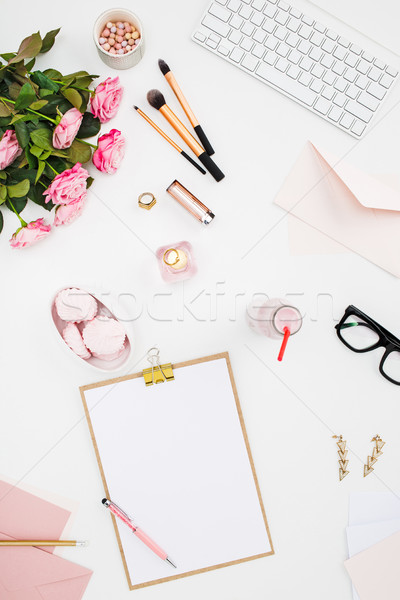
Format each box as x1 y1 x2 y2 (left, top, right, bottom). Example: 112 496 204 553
83 357 271 587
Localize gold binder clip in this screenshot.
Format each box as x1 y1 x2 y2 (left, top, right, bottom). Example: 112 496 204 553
143 347 174 386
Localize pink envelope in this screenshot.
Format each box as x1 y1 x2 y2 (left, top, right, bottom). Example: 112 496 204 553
0 480 92 599
274 141 400 278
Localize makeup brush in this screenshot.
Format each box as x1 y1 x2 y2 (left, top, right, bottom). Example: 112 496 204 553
133 106 206 175
147 90 224 182
158 59 215 156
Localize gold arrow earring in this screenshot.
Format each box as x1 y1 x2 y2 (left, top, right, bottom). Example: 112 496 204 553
364 435 385 477
333 435 349 481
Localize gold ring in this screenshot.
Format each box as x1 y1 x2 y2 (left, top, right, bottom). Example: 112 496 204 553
163 248 180 266
138 192 156 210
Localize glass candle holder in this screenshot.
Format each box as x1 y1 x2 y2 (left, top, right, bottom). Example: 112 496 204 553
156 241 197 282
247 297 303 339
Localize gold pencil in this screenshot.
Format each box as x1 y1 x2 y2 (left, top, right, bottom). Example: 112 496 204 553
0 540 87 547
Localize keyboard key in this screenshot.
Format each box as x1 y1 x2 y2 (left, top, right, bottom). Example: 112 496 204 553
298 40 312 54
265 36 278 50
277 43 290 57
194 31 206 42
380 73 395 88
350 44 362 55
287 18 301 32
300 56 313 71
256 61 317 104
374 58 385 69
358 91 379 111
345 84 358 99
253 29 267 43
356 59 369 74
386 65 398 77
275 10 289 25
311 63 324 78
310 32 324 46
326 29 338 40
209 33 221 42
242 53 259 70
230 30 243 45
202 14 230 36
278 0 289 10
314 21 326 33
218 45 230 55
239 4 253 18
344 53 358 68
362 52 374 63
328 106 342 121
332 46 346 60
321 54 334 69
340 113 354 128
289 7 302 18
299 71 312 86
321 39 335 54
355 74 368 89
230 14 244 28
367 82 386 100
298 24 312 39
262 18 276 33
287 64 301 78
309 47 323 61
334 79 347 92
321 86 335 100
351 120 366 136
251 11 264 25
242 22 255 36
332 62 345 76
216 0 227 4
333 93 346 107
367 66 381 81
240 37 254 50
322 71 336 85
209 3 231 21
274 25 287 39
206 37 218 48
227 0 241 11
345 99 373 122
338 37 350 47
263 50 277 64
343 69 357 83
252 43 265 57
288 49 301 63
252 0 265 9
230 47 244 61
286 33 299 47
310 79 323 93
263 4 277 17
314 97 331 114
276 57 289 71
302 15 314 25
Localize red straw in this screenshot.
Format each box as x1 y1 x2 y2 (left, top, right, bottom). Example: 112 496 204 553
277 327 291 362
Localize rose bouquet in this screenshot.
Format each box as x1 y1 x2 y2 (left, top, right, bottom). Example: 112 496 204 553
0 29 126 248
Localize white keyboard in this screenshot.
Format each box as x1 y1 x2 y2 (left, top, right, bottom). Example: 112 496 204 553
192 0 399 138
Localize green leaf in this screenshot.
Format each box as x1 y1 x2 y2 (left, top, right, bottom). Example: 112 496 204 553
77 112 101 139
43 68 62 80
25 146 36 168
61 88 82 110
39 88 54 98
8 33 43 64
35 159 45 183
40 149 51 160
30 128 53 150
6 197 27 213
0 171 6 180
64 139 91 164
29 182 54 211
31 70 59 92
7 167 37 183
30 144 44 157
7 178 30 198
14 61 27 77
40 28 60 53
14 82 36 110
87 176 94 189
8 82 21 100
14 120 30 148
29 99 48 110
0 102 11 117
0 210 3 234
25 58 36 71
0 185 6 204
0 116 11 126
0 52 16 61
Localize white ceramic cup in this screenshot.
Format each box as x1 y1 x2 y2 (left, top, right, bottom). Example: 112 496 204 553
93 8 145 70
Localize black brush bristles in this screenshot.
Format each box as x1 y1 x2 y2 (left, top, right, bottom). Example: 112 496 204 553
158 59 170 76
147 89 166 110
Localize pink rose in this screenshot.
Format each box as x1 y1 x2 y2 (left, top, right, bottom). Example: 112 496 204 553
10 218 51 249
53 108 83 150
53 193 86 226
0 130 23 170
92 129 125 174
43 163 89 205
90 77 123 123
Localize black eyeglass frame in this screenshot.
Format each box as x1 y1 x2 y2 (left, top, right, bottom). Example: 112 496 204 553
335 305 400 385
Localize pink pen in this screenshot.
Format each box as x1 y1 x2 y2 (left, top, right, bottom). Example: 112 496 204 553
102 498 176 568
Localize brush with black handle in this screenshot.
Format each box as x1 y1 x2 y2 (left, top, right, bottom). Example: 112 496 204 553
158 59 215 156
147 90 224 183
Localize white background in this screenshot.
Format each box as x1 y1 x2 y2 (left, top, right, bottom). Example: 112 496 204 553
1 0 400 599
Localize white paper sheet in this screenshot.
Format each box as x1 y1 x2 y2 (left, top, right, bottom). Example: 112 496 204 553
82 357 272 588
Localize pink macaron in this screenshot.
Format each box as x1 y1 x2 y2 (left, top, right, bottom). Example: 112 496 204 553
62 322 91 360
55 288 98 323
82 316 126 361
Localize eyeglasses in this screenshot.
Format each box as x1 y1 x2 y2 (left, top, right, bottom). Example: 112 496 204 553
335 305 400 385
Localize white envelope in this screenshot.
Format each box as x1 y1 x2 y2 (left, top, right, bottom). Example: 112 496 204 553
275 141 400 277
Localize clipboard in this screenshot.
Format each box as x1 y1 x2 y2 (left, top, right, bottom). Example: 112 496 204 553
80 351 274 590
